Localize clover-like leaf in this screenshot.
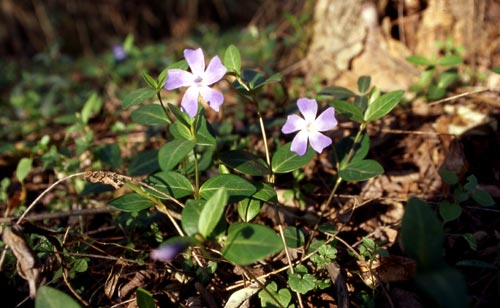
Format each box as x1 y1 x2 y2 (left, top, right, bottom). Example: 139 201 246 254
288 272 316 294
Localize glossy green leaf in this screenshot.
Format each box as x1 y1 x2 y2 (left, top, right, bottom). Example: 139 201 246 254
252 182 278 203
157 67 169 89
109 193 154 212
199 174 256 202
198 189 228 238
182 199 204 236
16 157 32 182
339 159 383 181
224 44 241 74
131 104 170 125
364 90 404 122
283 226 305 248
122 87 158 109
401 197 444 270
128 150 159 176
35 286 82 308
146 171 194 198
167 103 192 128
195 113 216 146
142 72 157 89
158 139 195 171
237 198 261 222
354 94 368 113
318 86 356 99
219 150 269 176
436 55 463 66
329 100 363 122
136 288 155 308
271 142 315 174
222 223 283 265
439 200 462 223
406 55 435 66
357 75 371 93
169 121 193 140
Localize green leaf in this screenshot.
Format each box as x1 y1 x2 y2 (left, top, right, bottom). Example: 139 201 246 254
131 104 170 125
252 182 278 203
224 44 241 75
142 72 158 89
169 121 193 140
438 169 458 185
406 55 435 66
128 150 159 176
136 288 155 308
109 193 154 212
198 189 229 238
436 55 463 66
195 113 216 146
95 144 122 169
157 67 169 89
363 90 404 122
219 150 269 176
464 174 478 192
357 75 371 93
158 139 196 171
329 100 363 122
81 93 102 124
283 226 305 248
492 66 500 74
122 88 159 109
415 266 467 308
462 233 477 251
35 286 82 308
238 198 262 222
401 197 444 270
437 71 458 88
318 86 356 99
439 200 462 223
259 282 292 308
222 223 283 265
471 189 495 207
271 142 315 174
339 159 383 181
182 199 204 236
16 157 32 182
288 272 316 294
146 171 194 199
237 70 281 91
335 132 370 168
199 174 256 202
428 84 447 100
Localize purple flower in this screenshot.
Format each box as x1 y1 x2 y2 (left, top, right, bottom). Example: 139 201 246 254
150 241 189 262
282 98 337 156
165 48 227 118
112 44 127 62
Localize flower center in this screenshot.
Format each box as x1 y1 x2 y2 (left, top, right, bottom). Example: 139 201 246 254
305 120 316 133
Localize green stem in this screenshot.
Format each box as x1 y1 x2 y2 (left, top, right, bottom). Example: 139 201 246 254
257 111 274 183
157 92 174 124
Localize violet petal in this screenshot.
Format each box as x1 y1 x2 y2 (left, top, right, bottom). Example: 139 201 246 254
297 98 318 122
181 86 200 117
314 107 337 132
199 86 224 112
308 131 332 153
290 130 309 156
282 114 306 134
165 69 195 90
184 48 205 76
204 56 227 85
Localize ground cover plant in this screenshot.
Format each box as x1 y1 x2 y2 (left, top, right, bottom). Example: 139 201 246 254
1 3 500 308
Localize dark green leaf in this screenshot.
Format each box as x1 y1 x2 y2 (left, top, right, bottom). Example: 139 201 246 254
357 75 371 93
415 266 467 308
258 282 292 308
464 174 478 192
109 193 154 212
471 189 495 207
318 86 356 99
224 44 241 74
438 169 458 185
95 144 122 169
146 171 194 199
335 132 370 168
401 197 444 270
199 174 256 202
128 150 159 176
219 150 269 176
158 139 196 171
364 90 404 122
283 226 305 248
439 200 462 223
339 159 383 181
198 189 228 238
271 142 315 174
195 113 216 146
492 66 500 74
36 286 82 308
122 88 158 109
237 198 261 222
222 223 283 265
182 199 204 236
436 55 463 66
329 100 363 122
131 104 170 125
136 288 155 308
252 182 278 203
406 55 435 66
169 121 193 140
142 72 158 89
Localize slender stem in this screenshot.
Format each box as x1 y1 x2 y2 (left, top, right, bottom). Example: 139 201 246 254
157 92 174 124
193 150 200 199
239 266 286 308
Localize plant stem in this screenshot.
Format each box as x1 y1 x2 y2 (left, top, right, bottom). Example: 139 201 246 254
157 92 174 124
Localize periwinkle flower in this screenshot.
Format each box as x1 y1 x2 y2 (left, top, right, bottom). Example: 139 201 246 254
151 241 189 262
282 98 337 156
112 44 127 62
165 48 227 118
